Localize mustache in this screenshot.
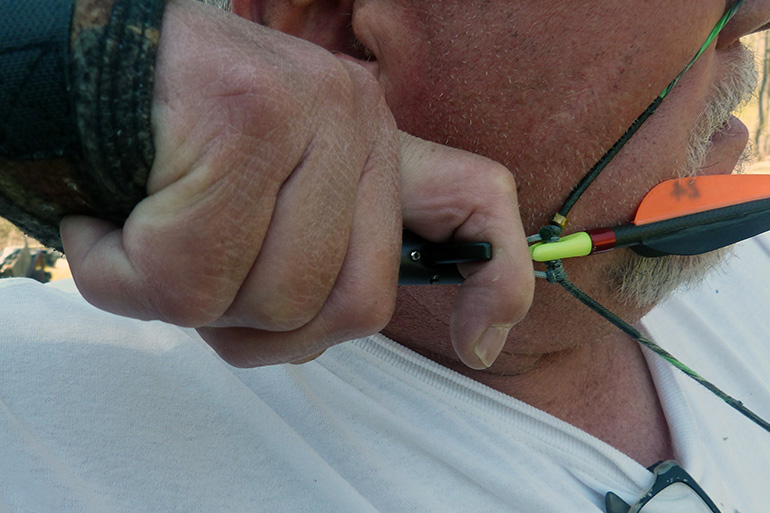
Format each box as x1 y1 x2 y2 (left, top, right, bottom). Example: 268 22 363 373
685 43 758 176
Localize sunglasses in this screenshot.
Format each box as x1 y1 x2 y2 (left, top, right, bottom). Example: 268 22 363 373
605 460 722 513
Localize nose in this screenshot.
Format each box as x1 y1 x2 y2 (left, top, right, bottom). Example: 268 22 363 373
718 0 770 47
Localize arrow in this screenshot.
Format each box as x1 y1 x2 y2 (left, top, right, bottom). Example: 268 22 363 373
531 174 770 261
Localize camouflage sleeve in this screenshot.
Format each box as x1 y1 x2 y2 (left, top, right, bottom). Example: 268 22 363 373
0 0 166 251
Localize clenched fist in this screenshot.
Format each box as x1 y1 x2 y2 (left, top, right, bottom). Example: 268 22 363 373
62 0 533 369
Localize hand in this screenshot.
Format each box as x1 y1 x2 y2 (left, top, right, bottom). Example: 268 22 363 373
61 0 533 369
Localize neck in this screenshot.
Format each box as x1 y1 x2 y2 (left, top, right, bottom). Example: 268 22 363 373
464 335 673 466
384 286 674 467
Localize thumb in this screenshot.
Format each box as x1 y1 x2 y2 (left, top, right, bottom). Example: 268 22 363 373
399 132 534 369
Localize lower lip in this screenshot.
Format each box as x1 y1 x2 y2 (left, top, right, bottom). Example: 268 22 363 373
700 115 750 175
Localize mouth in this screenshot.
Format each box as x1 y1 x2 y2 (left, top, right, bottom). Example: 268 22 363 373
699 115 750 175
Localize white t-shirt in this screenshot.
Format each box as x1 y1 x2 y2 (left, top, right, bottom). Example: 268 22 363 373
1 234 769 512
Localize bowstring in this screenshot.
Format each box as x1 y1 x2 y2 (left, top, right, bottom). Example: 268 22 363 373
540 260 770 434
534 0 770 434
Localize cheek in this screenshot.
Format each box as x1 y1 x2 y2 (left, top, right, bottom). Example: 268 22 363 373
379 48 639 233
568 53 719 231
377 27 589 232
373 1 721 231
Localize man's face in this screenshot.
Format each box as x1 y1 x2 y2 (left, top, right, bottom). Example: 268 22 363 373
353 0 750 233
340 0 768 356
349 1 760 317
223 0 767 359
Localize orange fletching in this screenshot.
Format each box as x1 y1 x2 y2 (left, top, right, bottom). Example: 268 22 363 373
633 174 770 225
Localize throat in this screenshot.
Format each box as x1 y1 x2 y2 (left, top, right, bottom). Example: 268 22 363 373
385 287 674 466
454 335 675 467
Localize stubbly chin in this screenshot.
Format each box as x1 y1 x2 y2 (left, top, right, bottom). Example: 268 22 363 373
701 115 750 175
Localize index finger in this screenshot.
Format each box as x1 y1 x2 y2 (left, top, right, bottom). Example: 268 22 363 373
399 132 534 369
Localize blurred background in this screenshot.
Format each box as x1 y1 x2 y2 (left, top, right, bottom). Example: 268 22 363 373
2 33 770 282
740 32 770 172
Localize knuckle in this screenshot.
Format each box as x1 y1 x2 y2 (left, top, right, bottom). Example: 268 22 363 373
362 294 398 333
254 272 337 331
339 60 380 98
331 59 391 124
259 293 325 332
212 75 293 138
287 60 361 122
487 164 518 195
148 278 232 328
200 327 328 369
335 287 397 339
202 334 255 369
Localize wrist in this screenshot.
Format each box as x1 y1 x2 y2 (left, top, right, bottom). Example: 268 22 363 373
0 0 166 251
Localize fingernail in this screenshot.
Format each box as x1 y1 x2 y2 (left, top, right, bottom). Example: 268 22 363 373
473 325 511 368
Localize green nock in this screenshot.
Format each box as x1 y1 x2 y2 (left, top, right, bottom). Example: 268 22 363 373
530 232 593 262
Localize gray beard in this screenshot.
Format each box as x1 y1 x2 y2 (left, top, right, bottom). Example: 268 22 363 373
610 45 758 308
